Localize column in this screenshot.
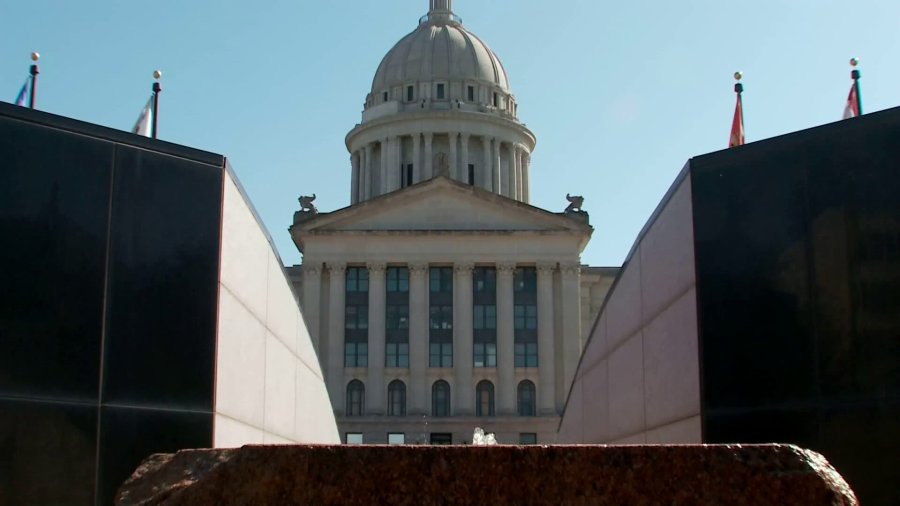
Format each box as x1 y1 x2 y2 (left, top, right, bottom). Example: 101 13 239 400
351 152 360 205
496 262 516 415
460 134 470 184
367 262 387 415
448 132 458 180
482 136 492 191
380 139 388 195
514 146 524 201
301 263 323 356
559 262 582 413
453 263 474 415
506 144 517 200
523 154 531 203
364 143 374 200
409 263 429 414
536 262 555 415
499 142 510 197
424 133 434 179
387 136 401 192
493 138 502 194
326 262 347 413
412 133 422 183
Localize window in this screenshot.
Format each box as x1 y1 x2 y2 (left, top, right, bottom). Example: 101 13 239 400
388 433 405 445
432 380 451 416
429 305 453 330
346 267 369 292
519 433 537 445
514 267 537 368
346 433 364 444
430 267 454 368
436 83 446 99
467 85 475 102
514 267 537 292
386 305 409 330
514 342 537 368
345 342 368 367
430 342 453 368
346 380 365 416
406 85 414 102
388 380 406 416
383 91 389 102
473 305 497 330
492 92 498 107
473 268 496 293
514 305 537 330
386 342 409 368
430 433 452 445
386 267 409 292
517 380 536 416
476 380 495 417
473 342 497 368
345 305 369 330
468 164 475 185
429 267 453 293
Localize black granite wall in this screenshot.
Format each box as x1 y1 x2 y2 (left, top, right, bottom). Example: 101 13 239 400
0 103 224 505
692 107 900 506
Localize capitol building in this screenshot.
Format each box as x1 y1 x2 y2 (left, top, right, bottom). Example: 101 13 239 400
288 0 616 444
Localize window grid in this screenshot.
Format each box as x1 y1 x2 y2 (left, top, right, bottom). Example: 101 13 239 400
473 342 497 368
476 380 495 417
386 342 410 368
386 267 409 293
388 380 406 416
345 342 368 368
517 380 536 416
346 380 365 416
432 381 451 417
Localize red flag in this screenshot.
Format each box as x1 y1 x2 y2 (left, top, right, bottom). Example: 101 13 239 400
729 95 744 148
843 84 860 119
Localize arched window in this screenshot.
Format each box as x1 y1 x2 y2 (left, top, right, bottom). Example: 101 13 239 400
388 380 406 416
346 380 365 416
476 380 495 417
517 380 536 417
432 380 451 417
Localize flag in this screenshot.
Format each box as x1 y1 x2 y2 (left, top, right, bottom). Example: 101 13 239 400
14 78 29 106
729 94 744 148
132 97 153 137
843 84 860 119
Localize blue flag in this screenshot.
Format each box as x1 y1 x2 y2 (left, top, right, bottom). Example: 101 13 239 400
15 78 29 106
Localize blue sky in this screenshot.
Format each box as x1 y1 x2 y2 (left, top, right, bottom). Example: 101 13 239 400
3 0 898 267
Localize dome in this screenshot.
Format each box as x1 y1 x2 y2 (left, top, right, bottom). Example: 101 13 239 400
370 0 510 95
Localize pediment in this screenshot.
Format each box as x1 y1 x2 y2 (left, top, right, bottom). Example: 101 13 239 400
294 178 588 233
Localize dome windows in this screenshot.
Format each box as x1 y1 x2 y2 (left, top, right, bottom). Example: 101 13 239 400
435 83 446 100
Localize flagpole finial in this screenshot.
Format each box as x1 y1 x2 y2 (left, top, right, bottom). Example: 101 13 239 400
733 71 742 81
31 52 40 62
153 70 162 80
849 57 859 68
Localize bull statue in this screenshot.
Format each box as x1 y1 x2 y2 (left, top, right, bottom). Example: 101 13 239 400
298 194 318 215
564 193 584 214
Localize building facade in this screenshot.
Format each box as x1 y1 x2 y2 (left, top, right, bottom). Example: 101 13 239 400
288 0 616 444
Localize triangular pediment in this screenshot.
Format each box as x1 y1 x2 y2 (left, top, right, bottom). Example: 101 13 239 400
293 177 589 233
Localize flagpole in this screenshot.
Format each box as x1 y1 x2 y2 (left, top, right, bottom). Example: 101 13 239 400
151 70 162 139
850 57 862 115
28 52 39 110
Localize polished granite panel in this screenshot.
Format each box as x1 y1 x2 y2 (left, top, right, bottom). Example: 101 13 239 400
0 399 98 505
97 405 212 506
101 146 222 410
693 108 900 506
0 116 111 402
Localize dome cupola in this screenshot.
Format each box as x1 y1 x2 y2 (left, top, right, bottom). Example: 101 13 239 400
345 1 536 206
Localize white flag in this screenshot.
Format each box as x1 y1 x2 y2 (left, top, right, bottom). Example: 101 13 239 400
132 97 153 137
